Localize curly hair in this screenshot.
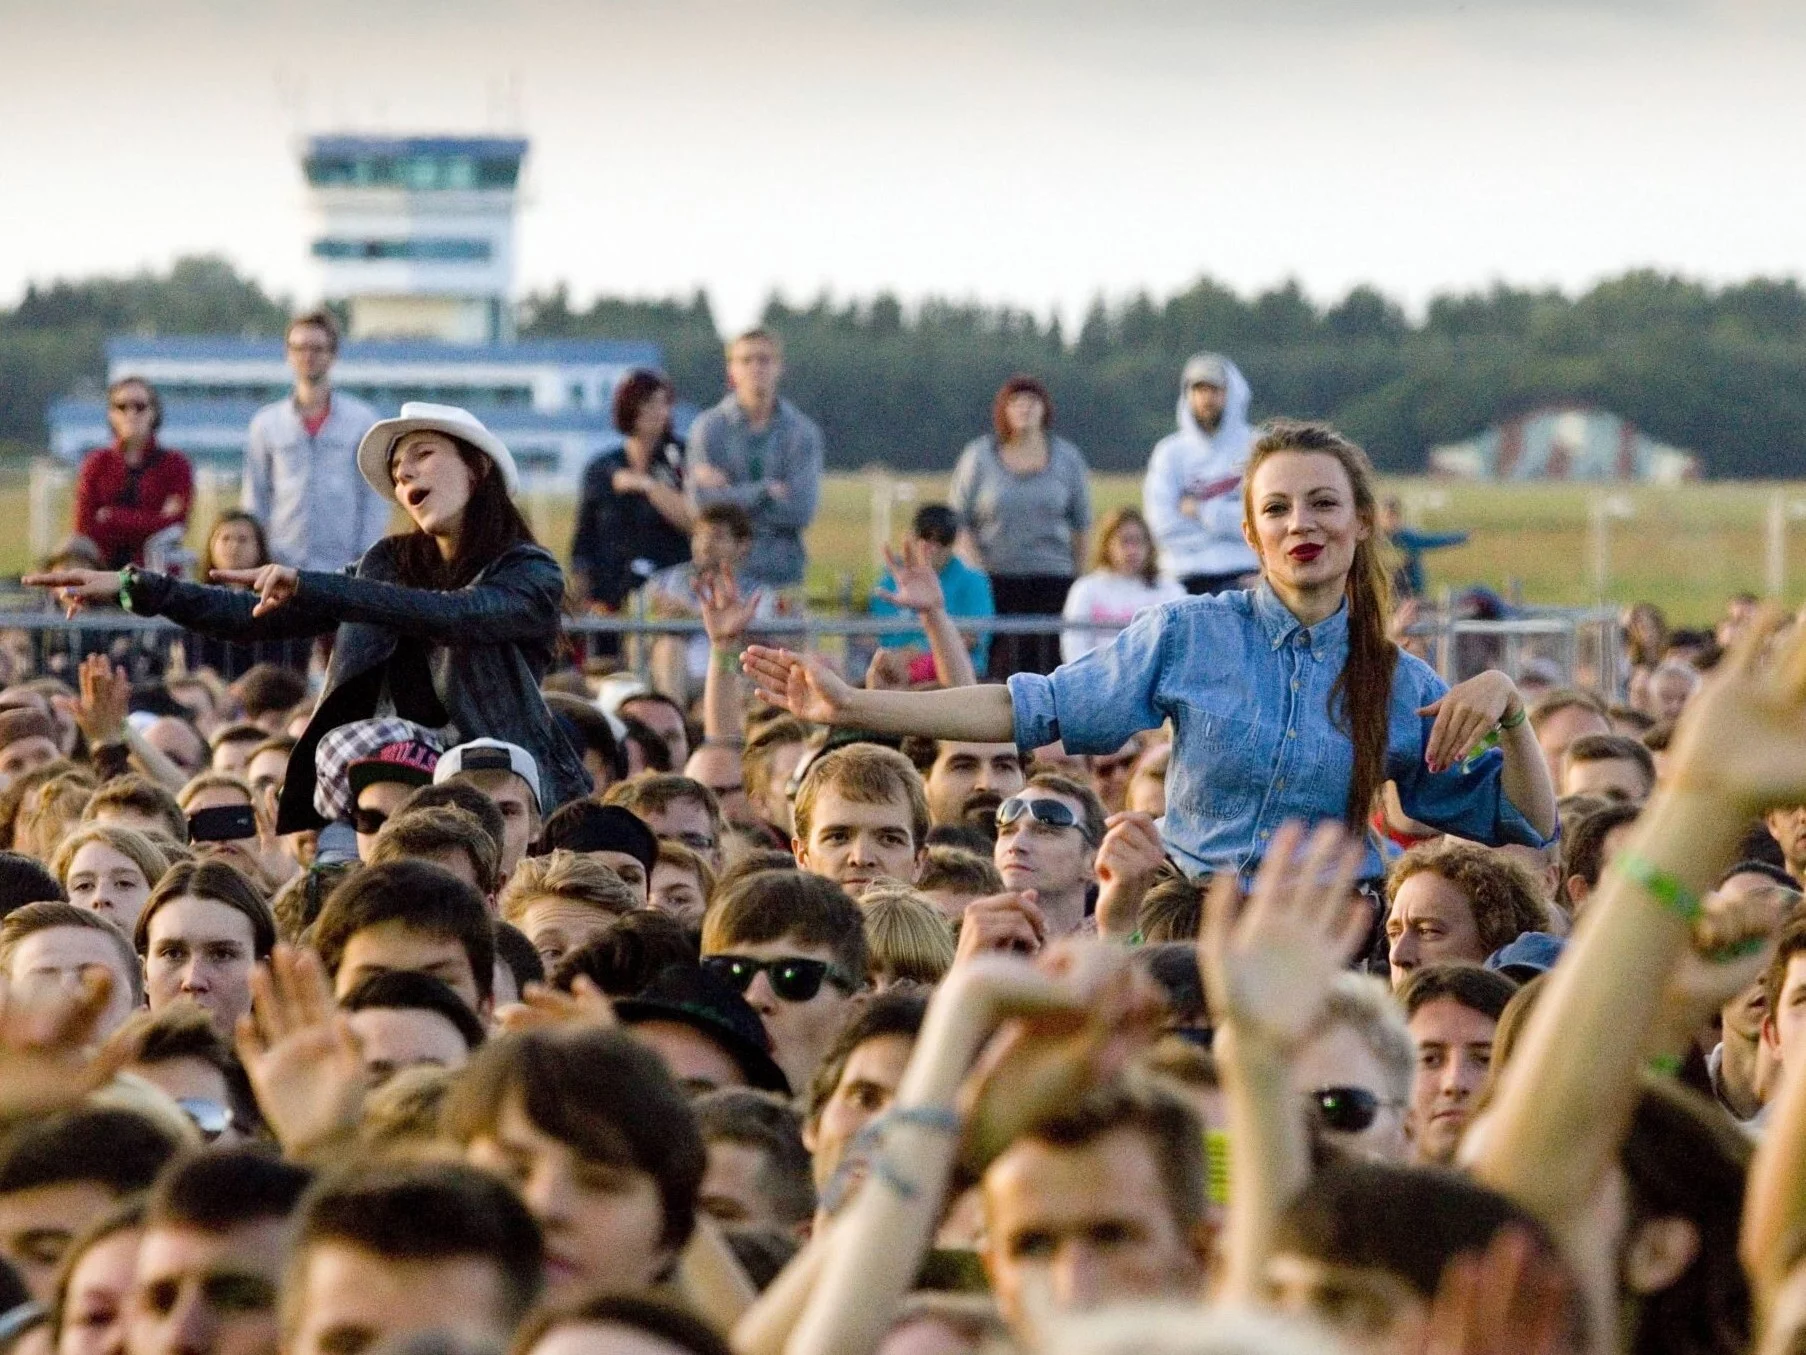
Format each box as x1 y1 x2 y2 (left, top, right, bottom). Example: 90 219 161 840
1386 840 1550 956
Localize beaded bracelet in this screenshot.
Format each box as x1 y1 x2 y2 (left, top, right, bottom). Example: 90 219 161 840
1613 851 1703 922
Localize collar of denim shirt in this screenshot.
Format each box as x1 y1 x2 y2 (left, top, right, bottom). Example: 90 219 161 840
1251 579 1349 659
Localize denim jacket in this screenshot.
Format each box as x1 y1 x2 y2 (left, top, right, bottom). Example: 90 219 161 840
1007 583 1549 881
129 539 591 831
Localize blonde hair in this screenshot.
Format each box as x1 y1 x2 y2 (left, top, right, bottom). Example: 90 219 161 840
175 773 254 812
497 848 639 926
50 823 173 894
16 770 98 862
1092 506 1160 586
793 744 929 851
859 887 955 987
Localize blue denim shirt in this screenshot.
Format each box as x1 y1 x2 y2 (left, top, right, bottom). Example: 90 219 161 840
1007 583 1549 881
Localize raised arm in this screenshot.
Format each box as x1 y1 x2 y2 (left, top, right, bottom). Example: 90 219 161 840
1415 670 1557 842
744 647 1012 743
1202 822 1369 1300
698 567 760 745
872 543 976 689
1468 613 1806 1242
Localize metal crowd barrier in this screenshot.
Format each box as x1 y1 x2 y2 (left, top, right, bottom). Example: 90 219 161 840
0 605 1624 696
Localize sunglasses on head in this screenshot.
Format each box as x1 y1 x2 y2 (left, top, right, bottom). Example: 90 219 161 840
1308 1086 1396 1134
352 808 389 837
996 795 1085 835
702 954 855 1003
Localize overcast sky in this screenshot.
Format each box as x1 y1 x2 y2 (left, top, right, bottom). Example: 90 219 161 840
5 0 1804 331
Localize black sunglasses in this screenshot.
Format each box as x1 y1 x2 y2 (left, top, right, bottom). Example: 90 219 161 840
996 795 1088 837
702 954 855 1003
1309 1086 1397 1134
111 400 151 413
352 808 389 837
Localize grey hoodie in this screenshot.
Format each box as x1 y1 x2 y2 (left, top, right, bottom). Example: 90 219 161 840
1141 355 1258 579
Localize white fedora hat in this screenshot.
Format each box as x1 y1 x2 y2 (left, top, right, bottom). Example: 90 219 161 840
356 402 521 502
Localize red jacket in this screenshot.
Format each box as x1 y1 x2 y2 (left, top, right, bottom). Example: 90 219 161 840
74 440 194 568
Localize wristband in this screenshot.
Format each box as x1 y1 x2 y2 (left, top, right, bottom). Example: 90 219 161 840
1647 1053 1682 1079
1613 851 1703 922
1499 705 1528 730
117 565 138 614
713 646 742 674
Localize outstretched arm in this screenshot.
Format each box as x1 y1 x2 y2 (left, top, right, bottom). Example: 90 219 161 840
744 646 1012 743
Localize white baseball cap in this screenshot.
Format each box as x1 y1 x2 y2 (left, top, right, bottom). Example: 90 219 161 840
356 402 521 502
432 737 541 810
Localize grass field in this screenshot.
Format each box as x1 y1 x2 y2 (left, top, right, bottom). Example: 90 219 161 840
11 464 1806 625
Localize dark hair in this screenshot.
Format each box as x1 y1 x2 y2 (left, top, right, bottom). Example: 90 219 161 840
544 693 627 785
1562 800 1644 903
1138 943 1208 1026
1717 859 1797 891
1398 963 1518 1023
130 1004 261 1133
107 376 163 434
1022 772 1107 846
692 1088 816 1228
605 773 724 846
0 1108 181 1198
148 1147 312 1232
1138 872 1203 943
1622 1080 1752 1355
388 437 537 590
210 722 269 754
911 504 959 548
292 1162 542 1329
1563 732 1656 795
202 512 272 576
340 969 488 1054
445 1028 704 1251
704 869 867 985
550 910 698 996
915 845 1002 898
1762 915 1806 1025
1275 1161 1576 1310
135 859 278 961
1246 420 1394 833
398 782 507 864
1528 686 1610 730
49 1198 141 1339
619 717 672 774
992 374 1052 444
0 852 63 916
512 1294 734 1355
697 501 753 542
312 861 495 1006
805 991 928 1121
233 664 309 722
612 369 675 437
492 920 545 996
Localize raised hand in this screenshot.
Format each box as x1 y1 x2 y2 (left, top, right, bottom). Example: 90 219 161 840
954 891 1047 963
234 946 368 1157
1093 810 1168 939
696 566 763 646
864 647 912 691
0 970 133 1121
1419 670 1519 774
1414 1226 1571 1355
1664 605 1806 814
741 646 855 725
873 541 947 615
21 568 124 618
70 654 130 746
1199 820 1369 1047
494 976 616 1034
211 564 299 617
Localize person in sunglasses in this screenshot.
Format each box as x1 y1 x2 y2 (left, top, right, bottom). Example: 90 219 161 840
344 738 442 862
744 421 1556 890
699 870 866 1091
1398 963 1517 1167
993 776 1107 938
73 377 192 571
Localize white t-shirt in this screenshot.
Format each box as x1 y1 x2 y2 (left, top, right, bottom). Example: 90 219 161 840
1060 570 1187 664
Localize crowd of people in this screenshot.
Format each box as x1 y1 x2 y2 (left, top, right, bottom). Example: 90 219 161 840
6 307 1803 1355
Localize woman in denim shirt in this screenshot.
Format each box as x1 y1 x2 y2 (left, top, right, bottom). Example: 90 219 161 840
745 420 1557 884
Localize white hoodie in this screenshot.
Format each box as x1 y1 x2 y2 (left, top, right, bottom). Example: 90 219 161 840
1141 357 1259 580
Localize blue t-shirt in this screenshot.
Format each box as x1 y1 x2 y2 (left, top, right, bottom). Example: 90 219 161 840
869 556 995 672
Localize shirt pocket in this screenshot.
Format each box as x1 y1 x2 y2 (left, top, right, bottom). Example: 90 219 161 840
1187 709 1266 820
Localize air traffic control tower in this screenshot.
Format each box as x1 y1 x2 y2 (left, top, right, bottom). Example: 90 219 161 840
303 135 528 344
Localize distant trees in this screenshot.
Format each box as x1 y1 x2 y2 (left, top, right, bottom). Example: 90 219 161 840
8 257 1806 479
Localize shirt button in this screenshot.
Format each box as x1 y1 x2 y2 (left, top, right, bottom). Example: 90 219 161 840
1275 779 1286 789
1287 728 1297 738
1291 680 1301 691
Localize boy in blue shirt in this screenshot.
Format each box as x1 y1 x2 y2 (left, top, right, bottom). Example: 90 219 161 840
870 505 993 682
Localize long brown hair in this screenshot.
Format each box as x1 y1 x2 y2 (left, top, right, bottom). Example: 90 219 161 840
1242 420 1395 831
1092 506 1160 586
388 437 536 590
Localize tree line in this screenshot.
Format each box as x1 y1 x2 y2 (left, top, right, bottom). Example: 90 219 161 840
8 256 1806 477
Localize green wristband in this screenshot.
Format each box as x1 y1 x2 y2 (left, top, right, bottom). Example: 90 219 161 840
117 566 138 614
1614 851 1703 922
1499 705 1528 730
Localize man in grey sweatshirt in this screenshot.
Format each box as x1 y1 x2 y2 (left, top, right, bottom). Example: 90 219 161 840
686 328 823 589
